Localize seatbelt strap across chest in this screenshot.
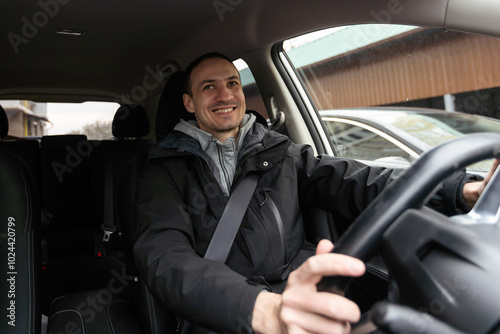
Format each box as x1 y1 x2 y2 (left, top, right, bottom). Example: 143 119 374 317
203 173 260 263
180 173 259 334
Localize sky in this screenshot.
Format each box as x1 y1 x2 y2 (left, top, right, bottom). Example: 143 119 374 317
47 101 119 135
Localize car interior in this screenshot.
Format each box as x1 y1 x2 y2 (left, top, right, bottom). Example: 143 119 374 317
1 0 500 333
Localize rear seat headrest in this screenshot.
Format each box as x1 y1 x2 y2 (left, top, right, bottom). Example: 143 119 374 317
0 105 8 139
112 104 149 139
155 71 195 141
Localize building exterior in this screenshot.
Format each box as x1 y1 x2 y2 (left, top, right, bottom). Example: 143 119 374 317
2 100 51 138
292 27 500 119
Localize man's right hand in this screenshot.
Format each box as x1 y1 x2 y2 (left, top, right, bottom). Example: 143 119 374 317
252 239 365 333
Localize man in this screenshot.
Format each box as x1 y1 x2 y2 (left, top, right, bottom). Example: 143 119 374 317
134 52 498 333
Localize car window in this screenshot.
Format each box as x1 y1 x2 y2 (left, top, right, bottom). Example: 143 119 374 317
281 24 500 171
1 100 119 139
323 117 416 164
234 58 268 121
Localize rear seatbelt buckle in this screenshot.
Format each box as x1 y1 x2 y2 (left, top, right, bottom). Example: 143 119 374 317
101 225 117 243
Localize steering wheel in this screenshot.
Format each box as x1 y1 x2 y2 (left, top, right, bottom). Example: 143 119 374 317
318 133 500 333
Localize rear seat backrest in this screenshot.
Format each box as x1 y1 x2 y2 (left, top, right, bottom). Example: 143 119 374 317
40 134 94 257
89 104 153 251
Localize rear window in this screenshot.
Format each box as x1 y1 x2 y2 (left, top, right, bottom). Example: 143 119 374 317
1 100 119 140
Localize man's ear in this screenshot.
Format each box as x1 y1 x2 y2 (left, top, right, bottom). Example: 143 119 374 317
183 94 195 114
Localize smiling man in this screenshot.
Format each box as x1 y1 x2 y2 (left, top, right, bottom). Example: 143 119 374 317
134 52 498 334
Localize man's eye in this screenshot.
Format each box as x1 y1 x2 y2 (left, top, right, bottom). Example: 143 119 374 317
228 81 239 87
203 85 214 90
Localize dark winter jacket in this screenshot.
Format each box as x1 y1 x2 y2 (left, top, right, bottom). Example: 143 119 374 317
133 121 471 334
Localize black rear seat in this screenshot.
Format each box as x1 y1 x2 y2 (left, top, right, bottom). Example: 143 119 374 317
46 105 153 333
1 102 153 332
89 104 154 256
39 134 126 313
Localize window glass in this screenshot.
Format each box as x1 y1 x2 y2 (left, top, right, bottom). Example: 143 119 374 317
323 118 415 164
1 100 119 140
283 24 500 172
233 58 268 120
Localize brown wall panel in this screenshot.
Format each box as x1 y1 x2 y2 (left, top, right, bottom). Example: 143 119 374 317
299 29 500 110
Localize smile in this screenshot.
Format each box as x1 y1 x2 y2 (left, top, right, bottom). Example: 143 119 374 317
213 107 235 114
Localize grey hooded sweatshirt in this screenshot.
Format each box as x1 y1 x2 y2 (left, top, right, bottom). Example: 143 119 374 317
174 113 256 196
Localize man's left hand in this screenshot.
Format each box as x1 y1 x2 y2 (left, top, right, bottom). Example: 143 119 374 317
463 158 500 209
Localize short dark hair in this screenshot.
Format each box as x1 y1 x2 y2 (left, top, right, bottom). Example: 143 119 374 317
184 52 236 95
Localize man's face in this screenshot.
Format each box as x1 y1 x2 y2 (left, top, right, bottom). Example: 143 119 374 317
183 57 246 142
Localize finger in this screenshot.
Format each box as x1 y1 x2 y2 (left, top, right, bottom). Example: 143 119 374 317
281 289 361 323
486 158 500 178
484 159 500 183
289 253 365 285
281 305 352 334
316 239 334 255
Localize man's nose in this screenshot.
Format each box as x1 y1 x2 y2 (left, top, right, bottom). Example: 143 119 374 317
216 85 232 101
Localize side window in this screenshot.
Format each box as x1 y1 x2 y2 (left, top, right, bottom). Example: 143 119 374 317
233 58 268 121
323 119 415 164
282 25 500 171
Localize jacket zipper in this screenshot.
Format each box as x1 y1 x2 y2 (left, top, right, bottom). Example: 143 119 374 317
260 190 288 265
216 144 232 195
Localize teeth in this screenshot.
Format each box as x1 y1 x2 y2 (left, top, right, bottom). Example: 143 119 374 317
214 108 234 114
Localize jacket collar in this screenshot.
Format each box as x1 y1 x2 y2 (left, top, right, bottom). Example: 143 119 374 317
150 121 290 164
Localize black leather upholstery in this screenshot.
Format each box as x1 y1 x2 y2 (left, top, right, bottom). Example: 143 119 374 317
0 151 41 334
49 289 143 334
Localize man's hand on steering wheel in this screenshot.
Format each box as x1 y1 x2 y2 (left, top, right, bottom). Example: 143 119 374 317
252 240 365 334
463 158 500 209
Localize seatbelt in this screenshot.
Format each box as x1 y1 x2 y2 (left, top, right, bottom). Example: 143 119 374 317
180 173 260 334
95 148 117 257
204 173 260 262
101 151 116 243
